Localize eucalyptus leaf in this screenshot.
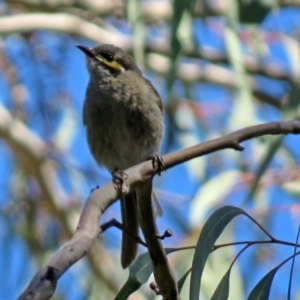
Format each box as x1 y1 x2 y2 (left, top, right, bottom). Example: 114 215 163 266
210 268 230 300
178 268 192 294
115 248 182 299
190 206 249 300
247 267 279 300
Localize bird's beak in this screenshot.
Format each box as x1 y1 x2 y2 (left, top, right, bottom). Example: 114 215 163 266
76 45 94 58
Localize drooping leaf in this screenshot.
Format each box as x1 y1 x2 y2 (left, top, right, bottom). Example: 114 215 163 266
190 170 242 226
238 0 271 24
190 206 248 300
288 224 300 299
247 267 279 300
248 249 300 300
245 135 284 203
178 268 192 294
115 248 183 299
210 268 230 300
245 85 300 203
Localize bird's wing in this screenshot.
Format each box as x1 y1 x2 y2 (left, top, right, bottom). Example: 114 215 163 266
143 77 164 113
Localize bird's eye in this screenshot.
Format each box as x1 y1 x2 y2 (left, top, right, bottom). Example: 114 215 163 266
98 52 124 71
101 53 114 62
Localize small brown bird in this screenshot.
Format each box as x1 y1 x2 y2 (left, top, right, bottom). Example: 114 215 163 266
77 44 164 268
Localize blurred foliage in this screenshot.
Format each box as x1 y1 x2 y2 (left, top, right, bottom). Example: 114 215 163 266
1 0 300 299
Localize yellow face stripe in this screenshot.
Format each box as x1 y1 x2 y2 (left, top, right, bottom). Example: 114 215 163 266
98 55 124 71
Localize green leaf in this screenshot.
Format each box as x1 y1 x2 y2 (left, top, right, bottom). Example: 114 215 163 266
247 267 279 300
189 206 247 300
115 277 143 300
245 135 284 203
247 250 300 300
178 268 192 294
245 85 300 203
115 248 181 299
288 225 300 299
211 243 248 300
238 1 271 24
210 268 230 300
190 170 242 225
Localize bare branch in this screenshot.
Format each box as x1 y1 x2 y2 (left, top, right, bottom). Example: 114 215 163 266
146 53 285 107
5 0 122 16
163 121 300 169
0 103 117 292
0 13 294 108
137 181 180 299
4 0 171 21
4 0 300 20
16 119 300 299
0 12 296 88
0 13 132 49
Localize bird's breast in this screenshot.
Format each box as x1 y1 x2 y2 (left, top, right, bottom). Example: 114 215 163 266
83 87 163 171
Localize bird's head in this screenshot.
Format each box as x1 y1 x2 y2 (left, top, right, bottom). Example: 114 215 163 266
76 44 141 78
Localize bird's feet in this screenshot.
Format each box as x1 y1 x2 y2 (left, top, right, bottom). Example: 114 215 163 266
150 155 166 176
111 169 128 191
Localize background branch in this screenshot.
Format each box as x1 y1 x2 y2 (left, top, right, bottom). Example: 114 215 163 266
0 103 117 293
0 13 297 86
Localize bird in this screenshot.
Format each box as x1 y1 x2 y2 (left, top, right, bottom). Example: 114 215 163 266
77 44 164 268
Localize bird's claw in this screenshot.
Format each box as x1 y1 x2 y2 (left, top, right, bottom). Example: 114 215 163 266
112 169 128 190
150 155 165 176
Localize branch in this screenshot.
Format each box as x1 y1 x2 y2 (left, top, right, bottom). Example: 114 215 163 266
17 120 300 299
4 0 300 20
137 181 179 299
0 13 132 49
0 12 296 90
5 0 122 16
0 103 117 292
4 0 171 21
163 121 300 169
